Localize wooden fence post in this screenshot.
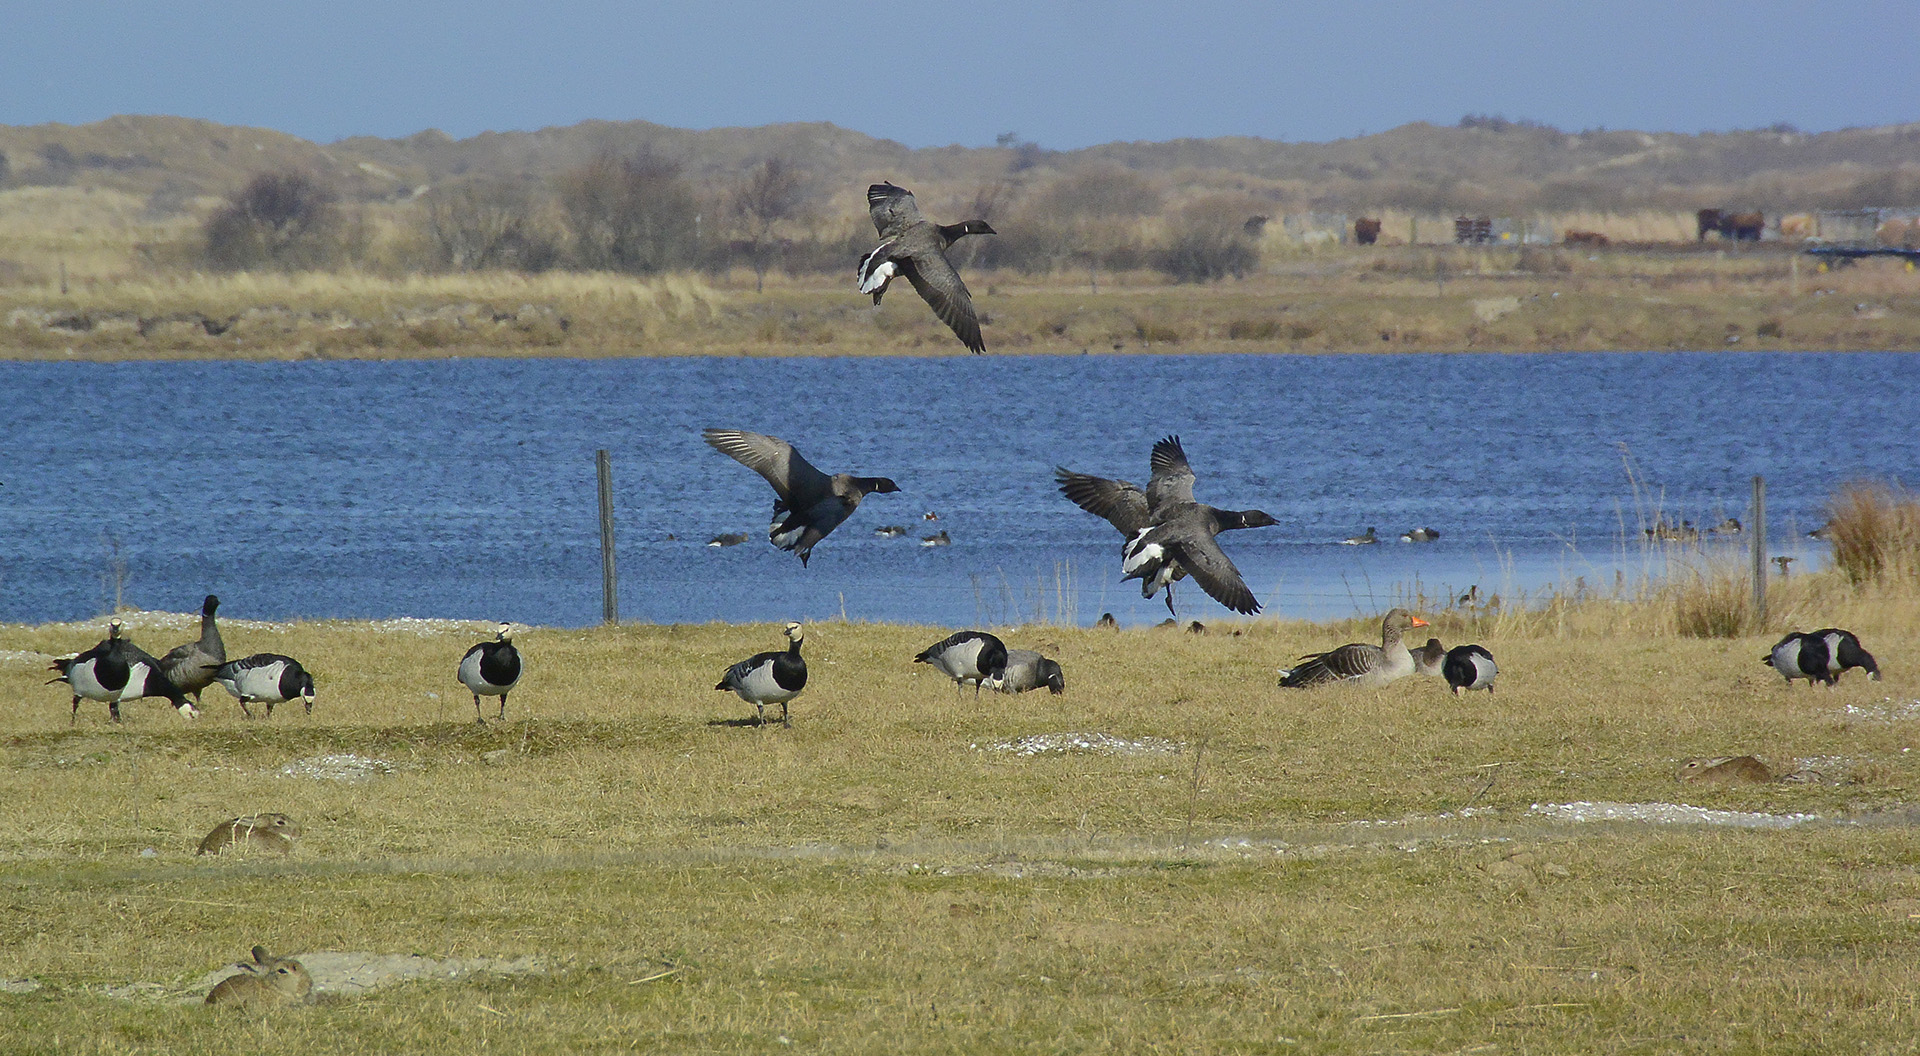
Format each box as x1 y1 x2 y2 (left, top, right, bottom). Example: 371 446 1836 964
1751 475 1767 626
597 450 618 625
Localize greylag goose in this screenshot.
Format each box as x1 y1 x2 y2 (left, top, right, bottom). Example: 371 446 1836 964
716 622 807 727
1764 628 1880 687
158 594 226 706
703 428 899 566
49 619 195 723
1399 527 1440 543
214 654 314 718
458 623 523 723
1341 527 1378 545
858 182 995 353
1411 637 1447 677
984 648 1065 695
1442 644 1497 695
914 630 1008 695
1278 608 1428 688
1056 436 1278 616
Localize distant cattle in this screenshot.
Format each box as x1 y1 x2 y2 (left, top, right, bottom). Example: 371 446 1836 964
1697 208 1764 242
1354 217 1382 245
1562 230 1610 247
1454 216 1493 244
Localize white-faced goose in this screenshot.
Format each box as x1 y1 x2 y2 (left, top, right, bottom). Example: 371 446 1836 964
1342 527 1378 545
985 648 1066 695
914 630 1008 695
1057 436 1277 616
159 594 226 706
49 619 196 723
1278 608 1428 688
716 622 807 726
703 428 900 566
214 654 315 718
1442 644 1498 695
1411 637 1447 677
1399 527 1440 543
858 182 995 353
1764 628 1880 687
458 623 523 723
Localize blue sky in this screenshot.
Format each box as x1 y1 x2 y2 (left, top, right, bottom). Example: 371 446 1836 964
5 1 1916 148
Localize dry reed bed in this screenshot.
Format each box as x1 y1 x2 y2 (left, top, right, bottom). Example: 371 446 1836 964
3 578 1918 1052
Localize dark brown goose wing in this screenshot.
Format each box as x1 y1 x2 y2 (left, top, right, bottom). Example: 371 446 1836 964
897 252 984 353
1161 523 1260 615
1280 642 1384 687
703 428 832 506
1146 435 1196 511
1055 469 1153 537
867 182 922 238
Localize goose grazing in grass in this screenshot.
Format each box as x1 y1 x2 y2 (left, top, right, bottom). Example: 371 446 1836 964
458 623 523 723
1411 637 1447 677
1278 608 1428 688
984 648 1065 695
159 594 226 706
703 428 899 566
214 654 314 718
914 630 1008 696
49 619 196 723
1764 628 1880 687
1057 435 1277 616
858 182 995 353
716 622 807 727
1442 644 1498 695
1342 527 1378 545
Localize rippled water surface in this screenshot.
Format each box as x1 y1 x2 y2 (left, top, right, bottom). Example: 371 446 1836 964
4 351 1914 628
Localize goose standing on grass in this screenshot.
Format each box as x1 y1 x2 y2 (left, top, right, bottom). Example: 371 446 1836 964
458 623 523 723
858 182 995 353
214 654 314 718
1764 628 1880 687
716 622 807 727
1411 638 1447 677
914 630 1008 695
984 648 1066 695
1057 436 1278 617
159 594 226 707
1278 608 1428 688
49 619 196 723
703 428 899 566
1442 644 1498 695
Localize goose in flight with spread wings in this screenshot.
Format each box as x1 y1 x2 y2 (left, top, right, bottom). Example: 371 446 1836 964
857 182 995 353
703 428 899 566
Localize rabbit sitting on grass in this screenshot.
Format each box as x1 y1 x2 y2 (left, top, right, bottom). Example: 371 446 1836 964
196 813 300 857
205 946 312 1007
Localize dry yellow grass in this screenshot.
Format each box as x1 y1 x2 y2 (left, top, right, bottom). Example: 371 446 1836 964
3 579 1918 1052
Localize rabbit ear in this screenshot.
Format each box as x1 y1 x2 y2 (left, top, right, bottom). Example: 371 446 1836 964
251 945 273 964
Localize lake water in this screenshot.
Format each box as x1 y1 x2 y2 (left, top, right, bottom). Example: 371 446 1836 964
3 351 1914 629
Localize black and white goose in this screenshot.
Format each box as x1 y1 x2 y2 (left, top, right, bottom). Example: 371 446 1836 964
1442 644 1498 695
716 622 807 726
1411 637 1447 677
703 428 899 566
1764 628 1880 687
158 594 226 706
984 648 1066 695
914 630 1008 695
1279 608 1429 688
1057 436 1277 616
214 654 315 718
458 623 523 723
49 619 196 723
857 182 995 353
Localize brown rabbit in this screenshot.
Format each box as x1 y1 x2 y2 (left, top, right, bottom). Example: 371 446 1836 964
205 946 312 1007
1676 755 1775 785
196 813 301 857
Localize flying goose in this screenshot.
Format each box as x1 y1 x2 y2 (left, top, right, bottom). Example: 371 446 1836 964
858 182 995 353
716 622 807 726
1057 436 1278 616
1411 637 1447 677
1763 628 1880 687
1278 608 1429 688
914 630 1008 695
984 648 1066 695
214 654 315 718
458 623 523 723
158 594 226 706
49 619 196 723
1342 527 1379 545
703 428 899 566
1442 644 1498 695
1399 527 1440 543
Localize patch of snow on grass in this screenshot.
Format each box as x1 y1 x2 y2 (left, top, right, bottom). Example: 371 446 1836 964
1842 699 1920 721
278 754 396 782
973 732 1184 757
1531 801 1818 829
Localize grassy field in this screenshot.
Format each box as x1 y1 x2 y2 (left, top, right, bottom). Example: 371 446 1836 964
4 571 1919 1053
